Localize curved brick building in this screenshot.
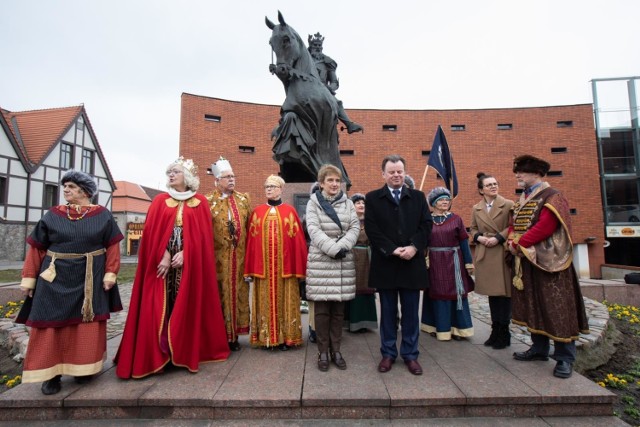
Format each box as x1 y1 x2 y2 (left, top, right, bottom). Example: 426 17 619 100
179 92 604 278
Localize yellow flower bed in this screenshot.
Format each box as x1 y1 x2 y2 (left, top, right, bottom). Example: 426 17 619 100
0 300 24 319
0 374 21 389
604 301 640 334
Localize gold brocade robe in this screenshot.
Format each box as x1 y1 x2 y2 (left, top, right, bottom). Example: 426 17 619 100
246 206 305 348
207 189 251 341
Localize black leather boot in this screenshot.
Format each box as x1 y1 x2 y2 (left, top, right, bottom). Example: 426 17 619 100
345 121 364 134
492 324 511 349
484 322 498 347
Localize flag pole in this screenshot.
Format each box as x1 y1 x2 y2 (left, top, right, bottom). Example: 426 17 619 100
419 164 430 192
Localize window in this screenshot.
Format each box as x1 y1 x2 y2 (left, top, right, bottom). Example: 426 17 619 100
497 123 513 130
60 143 73 169
569 208 577 215
239 146 255 153
605 177 640 223
601 129 635 174
205 114 221 122
551 147 568 154
76 120 85 131
81 149 94 173
0 177 6 204
451 124 465 131
339 150 354 155
547 170 563 177
44 184 58 208
382 125 397 131
557 120 573 128
422 150 431 156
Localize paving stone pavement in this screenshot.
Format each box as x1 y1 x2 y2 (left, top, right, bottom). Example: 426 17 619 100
0 260 626 426
0 274 613 368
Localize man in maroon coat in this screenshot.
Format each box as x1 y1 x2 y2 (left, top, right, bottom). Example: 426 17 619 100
508 154 589 379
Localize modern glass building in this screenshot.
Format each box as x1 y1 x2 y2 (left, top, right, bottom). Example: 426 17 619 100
592 76 640 266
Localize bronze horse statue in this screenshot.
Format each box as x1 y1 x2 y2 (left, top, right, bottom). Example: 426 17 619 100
266 11 351 189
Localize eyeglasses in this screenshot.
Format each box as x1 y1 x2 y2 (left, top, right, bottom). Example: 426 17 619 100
219 175 236 180
264 185 280 189
483 183 499 188
166 169 183 176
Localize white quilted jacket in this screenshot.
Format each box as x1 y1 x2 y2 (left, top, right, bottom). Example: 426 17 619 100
305 192 359 301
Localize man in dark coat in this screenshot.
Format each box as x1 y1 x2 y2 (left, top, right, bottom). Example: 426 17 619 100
365 154 432 375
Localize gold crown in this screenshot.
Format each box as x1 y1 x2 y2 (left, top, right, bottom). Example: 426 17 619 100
173 156 198 176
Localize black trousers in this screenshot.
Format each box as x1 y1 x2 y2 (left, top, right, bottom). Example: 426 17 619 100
531 333 577 363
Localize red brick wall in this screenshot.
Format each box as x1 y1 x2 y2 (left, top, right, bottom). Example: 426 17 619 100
180 93 604 277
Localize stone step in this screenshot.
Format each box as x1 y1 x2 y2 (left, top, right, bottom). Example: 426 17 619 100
0 321 615 422
0 417 628 426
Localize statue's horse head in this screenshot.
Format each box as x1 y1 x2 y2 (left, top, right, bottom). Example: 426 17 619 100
266 11 317 80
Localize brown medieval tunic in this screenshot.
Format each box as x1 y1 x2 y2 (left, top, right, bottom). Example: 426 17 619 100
511 184 589 342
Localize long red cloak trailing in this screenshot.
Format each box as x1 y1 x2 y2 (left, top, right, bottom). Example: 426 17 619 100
114 193 229 378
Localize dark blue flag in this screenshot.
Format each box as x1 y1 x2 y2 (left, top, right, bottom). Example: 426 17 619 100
427 125 458 197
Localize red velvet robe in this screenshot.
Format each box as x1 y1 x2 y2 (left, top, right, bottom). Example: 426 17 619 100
244 203 308 279
115 193 229 378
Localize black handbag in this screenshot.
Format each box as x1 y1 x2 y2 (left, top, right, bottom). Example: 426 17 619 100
298 280 307 301
624 273 640 285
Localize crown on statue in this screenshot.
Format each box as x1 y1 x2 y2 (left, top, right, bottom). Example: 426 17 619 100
174 156 198 176
308 32 325 48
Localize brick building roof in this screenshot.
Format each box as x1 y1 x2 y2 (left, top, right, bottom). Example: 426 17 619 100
0 105 83 166
0 104 116 191
113 181 152 214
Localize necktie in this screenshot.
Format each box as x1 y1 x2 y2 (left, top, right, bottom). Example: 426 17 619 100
393 189 400 205
486 203 492 212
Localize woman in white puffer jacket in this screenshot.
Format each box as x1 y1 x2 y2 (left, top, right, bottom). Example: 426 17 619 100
306 164 359 372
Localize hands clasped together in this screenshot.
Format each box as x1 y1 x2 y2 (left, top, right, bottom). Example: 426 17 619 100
393 245 418 261
157 249 184 278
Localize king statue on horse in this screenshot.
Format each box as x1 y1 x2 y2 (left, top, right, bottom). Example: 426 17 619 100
266 11 362 189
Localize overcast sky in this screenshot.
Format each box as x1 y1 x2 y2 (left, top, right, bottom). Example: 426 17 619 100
1 0 638 189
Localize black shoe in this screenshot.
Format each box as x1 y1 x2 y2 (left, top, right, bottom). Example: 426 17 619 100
318 352 329 372
279 343 290 351
228 340 241 351
484 322 498 346
41 375 62 395
331 351 347 370
513 348 549 361
553 360 573 378
308 326 317 343
492 325 511 350
74 375 93 384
